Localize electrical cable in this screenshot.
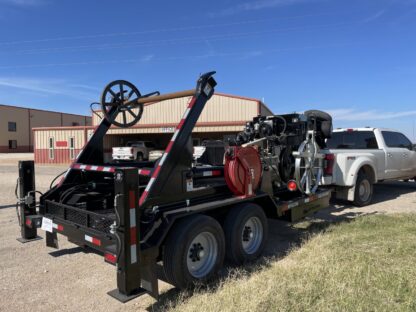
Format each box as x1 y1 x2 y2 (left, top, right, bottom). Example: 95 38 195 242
90 102 102 119
49 170 67 189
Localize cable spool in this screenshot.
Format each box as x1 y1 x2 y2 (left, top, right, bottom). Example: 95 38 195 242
224 146 262 197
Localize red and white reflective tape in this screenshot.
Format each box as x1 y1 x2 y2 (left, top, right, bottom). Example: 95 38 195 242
138 96 197 206
129 190 138 264
138 169 151 176
52 223 64 231
85 234 101 246
72 163 115 173
202 170 222 177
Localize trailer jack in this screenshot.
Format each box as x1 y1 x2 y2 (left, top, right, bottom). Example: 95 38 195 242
16 161 42 243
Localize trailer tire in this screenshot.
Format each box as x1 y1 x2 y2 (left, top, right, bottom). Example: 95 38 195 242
223 203 268 265
163 214 225 289
353 172 373 207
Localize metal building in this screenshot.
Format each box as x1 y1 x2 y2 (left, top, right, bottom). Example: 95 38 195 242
33 93 272 164
0 104 91 153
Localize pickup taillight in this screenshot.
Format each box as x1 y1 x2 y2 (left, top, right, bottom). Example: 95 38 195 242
324 153 335 176
130 148 133 153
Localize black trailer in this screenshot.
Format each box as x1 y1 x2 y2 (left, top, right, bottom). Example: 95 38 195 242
16 72 331 302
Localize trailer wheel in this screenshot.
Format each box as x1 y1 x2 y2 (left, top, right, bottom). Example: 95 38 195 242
353 172 373 207
223 203 268 265
163 214 225 289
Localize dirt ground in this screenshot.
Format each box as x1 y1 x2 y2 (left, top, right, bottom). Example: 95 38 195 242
1 155 415 312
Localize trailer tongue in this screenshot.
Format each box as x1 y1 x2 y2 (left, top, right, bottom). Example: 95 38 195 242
16 71 331 303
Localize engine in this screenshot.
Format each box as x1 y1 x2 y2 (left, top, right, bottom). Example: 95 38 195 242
229 110 332 195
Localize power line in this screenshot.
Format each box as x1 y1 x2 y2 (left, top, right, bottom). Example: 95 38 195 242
0 12 353 46
2 20 359 56
0 42 357 70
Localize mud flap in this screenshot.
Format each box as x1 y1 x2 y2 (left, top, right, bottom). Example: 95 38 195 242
140 248 159 299
46 231 59 249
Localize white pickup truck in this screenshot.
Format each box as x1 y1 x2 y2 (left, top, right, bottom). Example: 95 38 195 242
112 141 156 161
322 128 416 206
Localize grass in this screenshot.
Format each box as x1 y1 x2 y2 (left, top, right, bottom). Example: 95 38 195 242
162 214 416 312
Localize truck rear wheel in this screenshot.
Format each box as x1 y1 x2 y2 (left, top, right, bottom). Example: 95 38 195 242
136 152 144 161
353 172 373 207
223 203 268 265
163 214 225 289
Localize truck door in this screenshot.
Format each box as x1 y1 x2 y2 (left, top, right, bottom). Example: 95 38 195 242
394 132 416 177
381 131 405 179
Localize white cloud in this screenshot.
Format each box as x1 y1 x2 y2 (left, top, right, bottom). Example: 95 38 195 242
362 10 386 23
0 77 97 100
211 0 311 16
140 54 154 62
0 0 46 6
327 108 416 121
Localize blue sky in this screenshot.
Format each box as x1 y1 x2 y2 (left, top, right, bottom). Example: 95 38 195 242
0 0 415 141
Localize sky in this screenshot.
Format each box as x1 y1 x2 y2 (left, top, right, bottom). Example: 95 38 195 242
0 0 415 141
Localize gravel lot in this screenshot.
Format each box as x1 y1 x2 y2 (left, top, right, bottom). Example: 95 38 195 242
1 155 415 312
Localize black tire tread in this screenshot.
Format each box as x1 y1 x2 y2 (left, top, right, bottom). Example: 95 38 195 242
163 214 225 289
353 172 373 207
223 203 268 265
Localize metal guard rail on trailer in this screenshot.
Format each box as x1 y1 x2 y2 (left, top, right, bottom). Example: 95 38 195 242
16 71 332 303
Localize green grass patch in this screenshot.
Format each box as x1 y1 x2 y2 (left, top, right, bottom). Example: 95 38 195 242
165 214 416 312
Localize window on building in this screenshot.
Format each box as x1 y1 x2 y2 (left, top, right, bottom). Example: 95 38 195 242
72 122 79 126
69 137 75 159
49 137 54 159
8 122 16 132
8 140 17 149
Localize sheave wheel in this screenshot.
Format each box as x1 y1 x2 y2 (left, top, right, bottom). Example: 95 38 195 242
100 80 143 128
353 172 373 207
223 203 268 265
163 214 225 289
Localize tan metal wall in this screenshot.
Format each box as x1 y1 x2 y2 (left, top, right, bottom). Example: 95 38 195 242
62 114 91 126
0 104 91 153
0 105 31 152
93 94 261 133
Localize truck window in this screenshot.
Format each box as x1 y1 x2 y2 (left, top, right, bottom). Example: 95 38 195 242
144 142 155 148
127 141 142 147
382 131 413 149
326 131 378 149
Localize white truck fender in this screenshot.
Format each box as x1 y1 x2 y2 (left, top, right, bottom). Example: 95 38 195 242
344 157 377 201
345 157 378 186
